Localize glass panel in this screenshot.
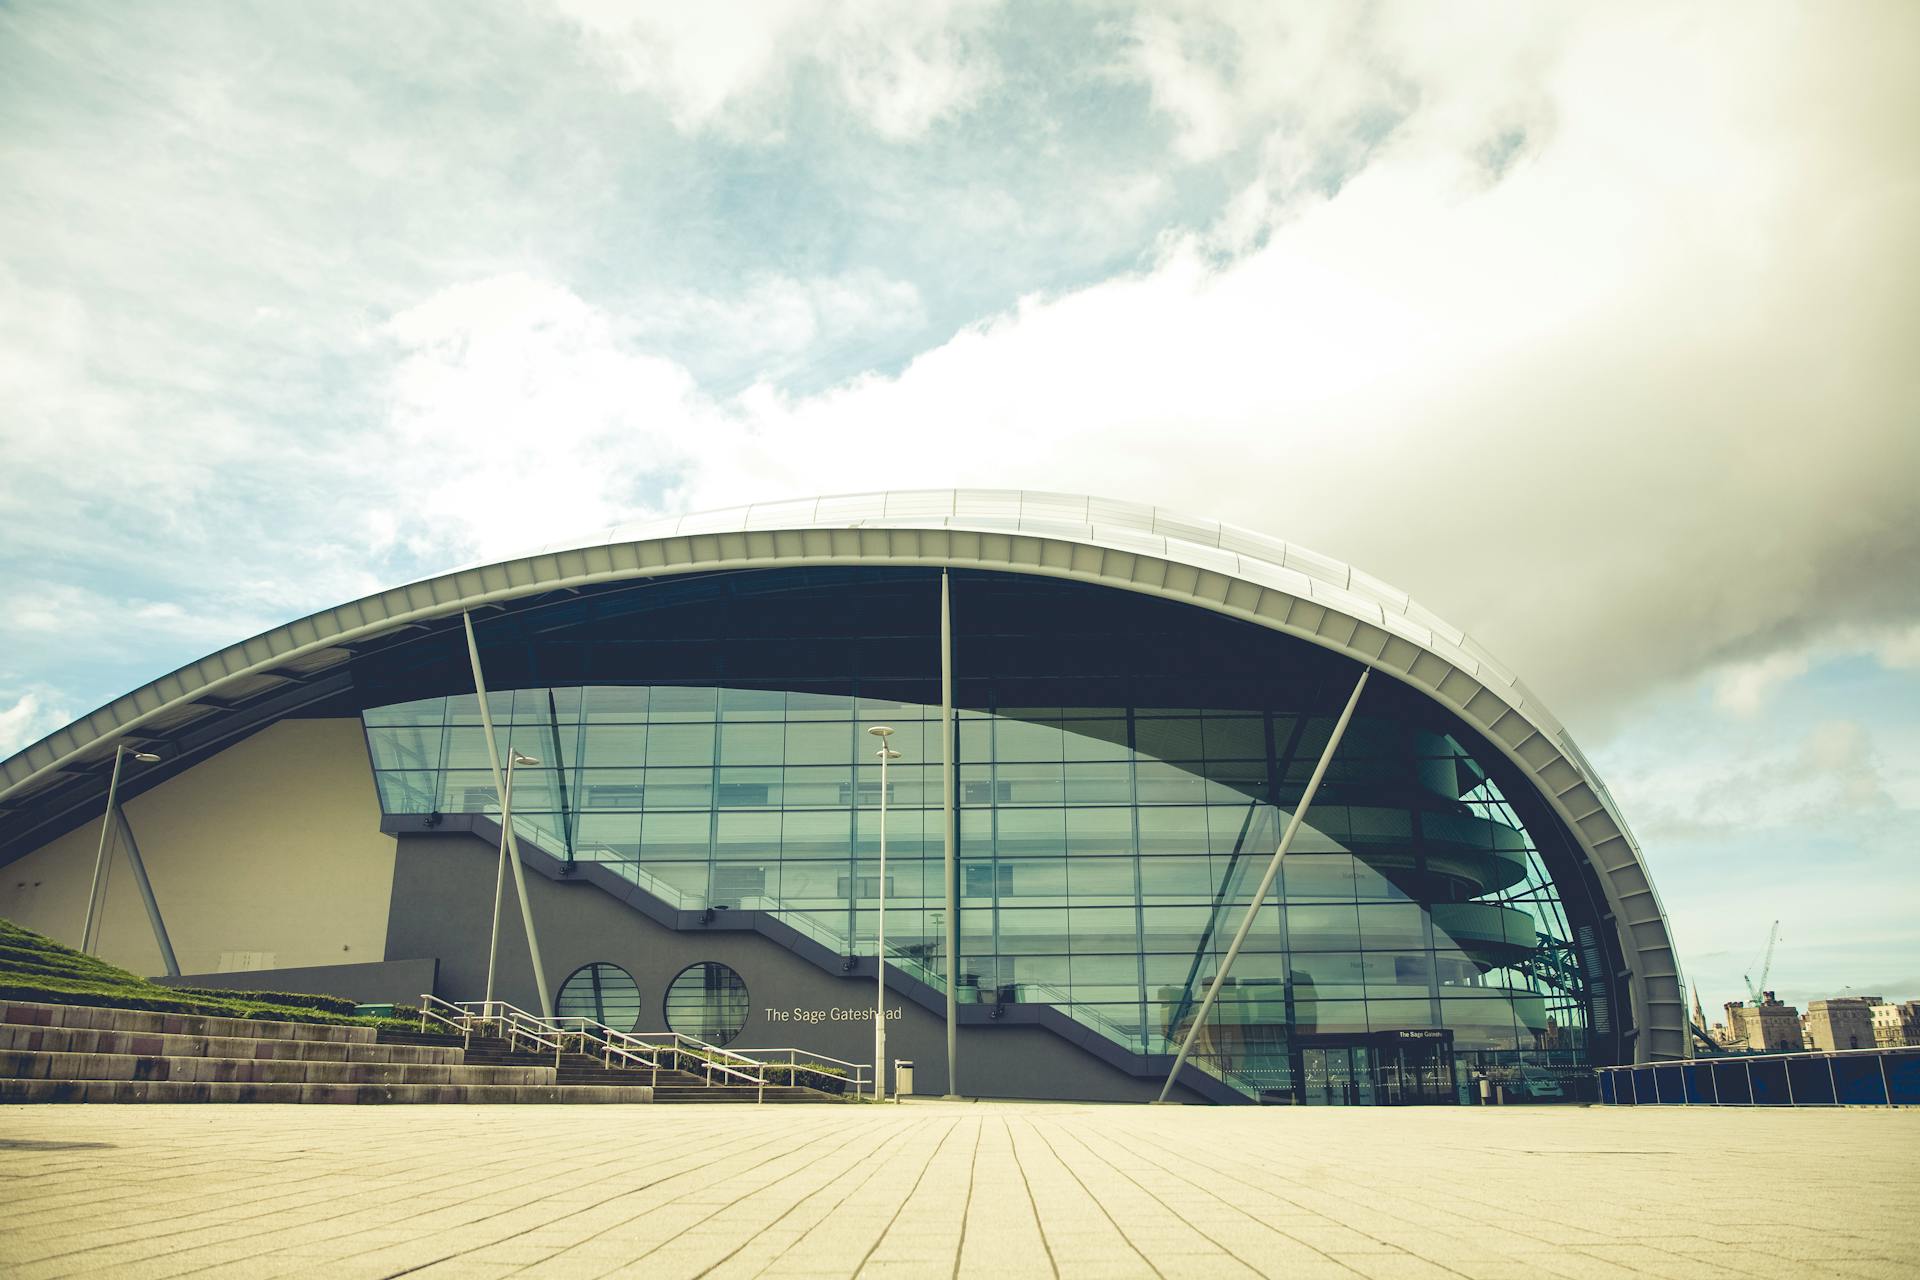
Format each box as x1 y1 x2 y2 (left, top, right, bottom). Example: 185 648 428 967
1062 720 1130 761
996 808 1065 857
366 726 443 771
720 722 785 765
1288 904 1361 951
785 720 854 764
580 724 647 768
647 723 716 766
639 812 710 860
584 687 649 721
648 686 718 721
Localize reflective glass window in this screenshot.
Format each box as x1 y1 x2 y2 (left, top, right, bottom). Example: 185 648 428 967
663 962 749 1046
556 962 641 1032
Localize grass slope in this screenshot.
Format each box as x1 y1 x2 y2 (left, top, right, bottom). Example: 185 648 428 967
0 917 413 1030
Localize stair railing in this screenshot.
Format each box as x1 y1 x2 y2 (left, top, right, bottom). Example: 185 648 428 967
425 995 905 1102
725 1046 870 1096
418 993 476 1049
424 997 566 1067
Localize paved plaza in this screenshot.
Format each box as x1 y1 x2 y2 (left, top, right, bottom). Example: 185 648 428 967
0 1101 1914 1279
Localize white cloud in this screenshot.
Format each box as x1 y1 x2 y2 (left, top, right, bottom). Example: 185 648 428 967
633 270 927 384
1713 652 1811 717
370 273 715 563
1878 623 1920 670
1799 720 1893 810
543 0 1000 140
0 693 71 758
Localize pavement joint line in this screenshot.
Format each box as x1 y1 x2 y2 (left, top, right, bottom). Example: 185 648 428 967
947 1113 985 1280
1017 1117 1164 1279
166 1117 829 1280
1056 1116 1369 1277
1111 1123 1471 1266
428 1114 865 1280
686 1111 927 1278
850 1118 966 1278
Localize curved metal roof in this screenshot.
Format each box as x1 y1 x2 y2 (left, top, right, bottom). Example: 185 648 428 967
0 487 1686 1059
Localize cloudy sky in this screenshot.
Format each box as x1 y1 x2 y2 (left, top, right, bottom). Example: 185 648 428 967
3 1 1915 1011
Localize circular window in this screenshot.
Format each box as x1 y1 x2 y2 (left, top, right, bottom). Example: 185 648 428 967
663 962 750 1046
555 962 642 1032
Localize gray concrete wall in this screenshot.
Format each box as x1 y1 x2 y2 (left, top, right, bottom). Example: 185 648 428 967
385 833 1210 1103
153 958 438 1007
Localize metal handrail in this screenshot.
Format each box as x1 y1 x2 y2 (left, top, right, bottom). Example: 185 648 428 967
417 993 475 1047
418 995 781 1099
458 999 566 1064
727 1045 871 1092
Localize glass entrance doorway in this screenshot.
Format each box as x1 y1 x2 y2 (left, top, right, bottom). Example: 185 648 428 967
1296 1030 1457 1105
1301 1045 1376 1105
1375 1030 1456 1105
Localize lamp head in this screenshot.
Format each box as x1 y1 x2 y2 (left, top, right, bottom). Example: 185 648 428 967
510 751 540 767
866 724 894 738
876 747 901 760
131 751 161 764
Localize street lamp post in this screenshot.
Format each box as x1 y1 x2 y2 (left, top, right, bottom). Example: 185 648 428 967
82 744 160 954
484 750 540 1005
867 725 900 1101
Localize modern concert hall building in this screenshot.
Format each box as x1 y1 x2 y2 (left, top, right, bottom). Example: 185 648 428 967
0 491 1687 1104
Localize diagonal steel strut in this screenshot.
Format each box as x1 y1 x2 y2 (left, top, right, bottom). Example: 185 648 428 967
1157 668 1371 1103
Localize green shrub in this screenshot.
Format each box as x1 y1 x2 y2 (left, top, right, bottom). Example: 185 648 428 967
169 987 358 1014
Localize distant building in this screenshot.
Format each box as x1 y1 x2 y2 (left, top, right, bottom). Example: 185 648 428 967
1869 1000 1918 1049
1725 994 1803 1052
1805 998 1876 1052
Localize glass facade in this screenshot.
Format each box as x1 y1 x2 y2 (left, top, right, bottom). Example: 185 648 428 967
359 569 1613 1101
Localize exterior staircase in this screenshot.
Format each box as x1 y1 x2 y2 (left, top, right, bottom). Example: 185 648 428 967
381 1027 848 1103
0 1000 652 1104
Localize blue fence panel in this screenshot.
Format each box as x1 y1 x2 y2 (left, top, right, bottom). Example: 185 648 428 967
1749 1058 1792 1105
1712 1059 1752 1104
1832 1054 1888 1106
1681 1063 1710 1104
1886 1053 1920 1105
1653 1064 1685 1104
1785 1056 1835 1105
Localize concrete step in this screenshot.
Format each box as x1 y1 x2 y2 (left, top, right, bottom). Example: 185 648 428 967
2 1000 377 1046
651 1085 844 1103
0 1049 556 1087
0 1023 465 1066
0 1079 652 1104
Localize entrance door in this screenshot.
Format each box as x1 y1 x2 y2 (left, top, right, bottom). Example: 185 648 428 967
1301 1045 1374 1105
1376 1034 1457 1105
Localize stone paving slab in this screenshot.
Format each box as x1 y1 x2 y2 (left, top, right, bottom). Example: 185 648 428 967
0 1102 1913 1278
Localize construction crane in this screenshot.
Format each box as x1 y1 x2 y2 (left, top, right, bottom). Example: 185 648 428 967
1743 920 1782 1005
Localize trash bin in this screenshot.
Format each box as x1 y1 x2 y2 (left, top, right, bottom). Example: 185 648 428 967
893 1059 914 1099
1477 1074 1491 1105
